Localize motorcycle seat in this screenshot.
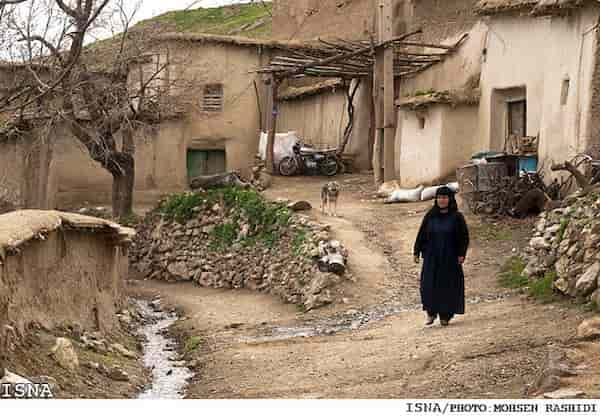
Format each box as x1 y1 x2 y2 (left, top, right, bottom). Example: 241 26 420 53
300 147 337 154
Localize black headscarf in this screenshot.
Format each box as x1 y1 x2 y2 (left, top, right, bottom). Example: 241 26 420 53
429 185 458 216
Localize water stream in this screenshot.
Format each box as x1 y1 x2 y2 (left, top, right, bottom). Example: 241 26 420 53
135 299 193 399
241 292 517 343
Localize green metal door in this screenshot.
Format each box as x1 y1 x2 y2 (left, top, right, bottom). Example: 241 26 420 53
187 150 226 178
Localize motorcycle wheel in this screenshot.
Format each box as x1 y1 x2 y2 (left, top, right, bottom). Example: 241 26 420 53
319 156 339 176
279 157 299 176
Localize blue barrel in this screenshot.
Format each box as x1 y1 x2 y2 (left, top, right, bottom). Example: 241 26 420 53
518 156 538 173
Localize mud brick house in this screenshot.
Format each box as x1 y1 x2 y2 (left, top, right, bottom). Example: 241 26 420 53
0 64 58 212
396 0 600 186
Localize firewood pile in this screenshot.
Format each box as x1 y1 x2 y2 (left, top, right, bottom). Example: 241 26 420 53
465 172 559 217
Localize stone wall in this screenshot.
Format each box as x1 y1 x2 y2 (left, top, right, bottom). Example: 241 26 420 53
523 194 600 308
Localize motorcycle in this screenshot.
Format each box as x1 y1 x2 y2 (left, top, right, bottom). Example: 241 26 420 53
278 142 342 177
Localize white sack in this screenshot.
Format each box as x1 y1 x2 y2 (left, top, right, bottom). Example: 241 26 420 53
420 186 441 201
258 131 299 166
447 182 460 193
386 185 424 203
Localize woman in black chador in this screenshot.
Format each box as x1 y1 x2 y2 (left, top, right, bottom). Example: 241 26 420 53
413 186 469 326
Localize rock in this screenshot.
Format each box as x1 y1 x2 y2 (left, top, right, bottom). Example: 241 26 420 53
304 290 333 311
149 299 162 312
530 237 549 250
536 219 547 233
590 289 600 308
288 200 312 212
111 343 137 359
574 262 600 297
553 278 570 294
576 317 600 340
534 374 561 394
543 388 585 399
258 171 273 189
0 369 33 385
167 261 192 281
32 375 59 393
51 337 79 371
107 366 130 382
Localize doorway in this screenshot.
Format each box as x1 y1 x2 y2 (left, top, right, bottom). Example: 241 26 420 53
186 149 226 179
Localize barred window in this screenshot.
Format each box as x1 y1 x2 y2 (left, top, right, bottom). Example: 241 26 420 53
202 84 223 112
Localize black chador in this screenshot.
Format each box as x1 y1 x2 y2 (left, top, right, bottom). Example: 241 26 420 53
414 186 469 325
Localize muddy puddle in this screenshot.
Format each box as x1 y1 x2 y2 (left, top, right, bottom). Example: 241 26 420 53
136 299 193 399
241 292 516 343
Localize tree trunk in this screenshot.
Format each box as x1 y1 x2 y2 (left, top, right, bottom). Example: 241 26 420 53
111 153 134 219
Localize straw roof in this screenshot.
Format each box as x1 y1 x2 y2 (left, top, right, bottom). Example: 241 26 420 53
278 79 345 101
397 89 481 110
0 210 135 259
475 0 597 15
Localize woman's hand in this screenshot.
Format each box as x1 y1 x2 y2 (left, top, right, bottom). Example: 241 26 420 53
414 255 420 264
458 256 465 265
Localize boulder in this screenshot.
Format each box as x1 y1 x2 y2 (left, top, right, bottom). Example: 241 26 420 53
167 261 192 281
574 262 600 297
576 317 600 340
51 337 79 371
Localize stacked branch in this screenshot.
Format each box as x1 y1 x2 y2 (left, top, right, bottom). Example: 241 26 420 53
257 30 467 80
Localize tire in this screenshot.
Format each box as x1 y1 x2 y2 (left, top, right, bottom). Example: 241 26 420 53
319 156 339 176
279 157 299 176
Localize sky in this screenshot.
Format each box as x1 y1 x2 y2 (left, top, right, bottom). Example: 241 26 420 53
133 0 268 24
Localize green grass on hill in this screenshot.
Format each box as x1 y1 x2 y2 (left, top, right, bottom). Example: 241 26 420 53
136 3 272 38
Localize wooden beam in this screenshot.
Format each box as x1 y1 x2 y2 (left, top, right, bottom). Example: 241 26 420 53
265 75 279 175
383 0 396 182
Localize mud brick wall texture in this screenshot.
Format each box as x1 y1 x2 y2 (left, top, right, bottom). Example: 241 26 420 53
588 25 600 154
272 0 479 42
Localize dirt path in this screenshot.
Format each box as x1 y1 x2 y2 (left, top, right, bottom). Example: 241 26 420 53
133 173 598 398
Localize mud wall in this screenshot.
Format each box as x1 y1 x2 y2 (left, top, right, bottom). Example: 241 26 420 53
0 228 126 338
272 0 376 40
0 136 56 212
277 82 372 171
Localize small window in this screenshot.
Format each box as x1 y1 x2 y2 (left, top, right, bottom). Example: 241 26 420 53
202 84 223 112
418 116 426 129
561 79 570 106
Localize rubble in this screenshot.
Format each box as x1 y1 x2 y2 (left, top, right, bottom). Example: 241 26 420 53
523 192 600 306
130 187 349 310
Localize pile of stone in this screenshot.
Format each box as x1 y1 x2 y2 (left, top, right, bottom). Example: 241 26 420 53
250 156 272 191
130 195 349 311
523 192 600 306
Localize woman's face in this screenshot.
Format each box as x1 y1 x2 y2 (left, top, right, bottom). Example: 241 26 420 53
437 195 450 209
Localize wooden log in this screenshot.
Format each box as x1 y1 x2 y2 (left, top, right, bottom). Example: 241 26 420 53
189 172 249 190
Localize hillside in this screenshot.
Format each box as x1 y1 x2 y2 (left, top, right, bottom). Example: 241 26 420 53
133 2 272 38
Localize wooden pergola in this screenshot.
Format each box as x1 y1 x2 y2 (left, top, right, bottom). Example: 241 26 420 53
257 29 468 175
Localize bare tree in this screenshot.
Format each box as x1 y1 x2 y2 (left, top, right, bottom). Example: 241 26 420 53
0 0 182 218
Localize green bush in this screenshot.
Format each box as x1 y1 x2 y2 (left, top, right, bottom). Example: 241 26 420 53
157 186 297 252
499 256 528 288
558 217 570 242
157 192 206 223
529 270 560 304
